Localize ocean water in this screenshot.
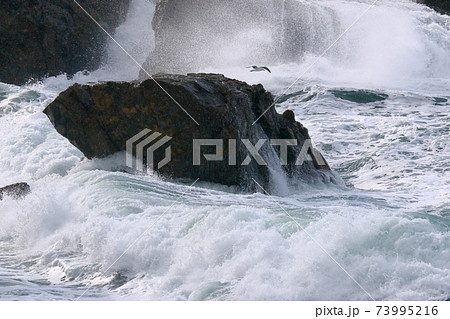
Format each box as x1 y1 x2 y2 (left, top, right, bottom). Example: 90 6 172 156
0 0 449 300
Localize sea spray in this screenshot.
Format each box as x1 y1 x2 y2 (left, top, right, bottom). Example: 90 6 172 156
0 0 449 300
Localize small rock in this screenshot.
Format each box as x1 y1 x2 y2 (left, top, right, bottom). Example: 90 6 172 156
282 110 296 122
0 183 31 200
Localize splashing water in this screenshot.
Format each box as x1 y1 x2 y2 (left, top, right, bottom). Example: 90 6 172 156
0 0 449 300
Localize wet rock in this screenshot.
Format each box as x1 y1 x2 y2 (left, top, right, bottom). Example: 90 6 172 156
0 183 31 200
44 73 333 192
0 0 131 85
282 110 296 122
419 1 450 15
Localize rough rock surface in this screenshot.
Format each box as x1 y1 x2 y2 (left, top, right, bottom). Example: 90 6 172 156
140 0 339 77
44 73 334 191
0 0 130 85
0 183 31 200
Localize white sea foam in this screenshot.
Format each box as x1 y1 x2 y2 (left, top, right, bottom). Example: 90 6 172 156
0 0 449 300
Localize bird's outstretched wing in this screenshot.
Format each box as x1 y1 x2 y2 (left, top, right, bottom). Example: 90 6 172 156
262 67 271 73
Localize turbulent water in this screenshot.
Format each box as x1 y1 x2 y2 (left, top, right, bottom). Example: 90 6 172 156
0 0 449 300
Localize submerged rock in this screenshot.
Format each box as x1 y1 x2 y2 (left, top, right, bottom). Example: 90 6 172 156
0 0 130 85
0 183 31 200
44 73 334 192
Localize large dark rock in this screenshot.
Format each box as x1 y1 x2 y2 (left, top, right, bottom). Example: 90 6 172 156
419 1 450 15
44 73 335 192
140 0 339 77
0 0 130 85
0 183 31 200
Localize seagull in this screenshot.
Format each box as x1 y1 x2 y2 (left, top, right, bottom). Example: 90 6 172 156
246 65 271 73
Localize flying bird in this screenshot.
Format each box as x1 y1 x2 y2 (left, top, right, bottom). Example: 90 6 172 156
246 65 271 73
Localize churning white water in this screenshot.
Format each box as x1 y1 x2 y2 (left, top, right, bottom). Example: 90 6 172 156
0 0 449 300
